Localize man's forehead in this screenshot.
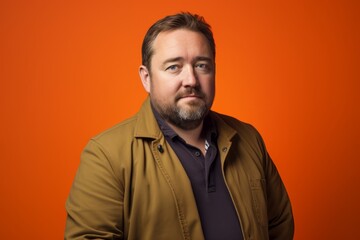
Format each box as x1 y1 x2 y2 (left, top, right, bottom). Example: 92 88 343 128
151 29 213 60
154 29 206 45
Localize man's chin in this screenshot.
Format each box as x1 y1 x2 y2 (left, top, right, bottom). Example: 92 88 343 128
177 98 205 109
179 107 206 117
178 104 208 121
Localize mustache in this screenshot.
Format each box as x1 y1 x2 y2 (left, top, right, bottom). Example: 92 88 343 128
175 88 205 101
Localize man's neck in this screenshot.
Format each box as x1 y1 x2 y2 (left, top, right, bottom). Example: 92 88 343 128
167 120 206 155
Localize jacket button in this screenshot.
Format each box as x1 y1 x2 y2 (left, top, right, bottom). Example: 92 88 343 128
157 144 164 153
222 147 227 152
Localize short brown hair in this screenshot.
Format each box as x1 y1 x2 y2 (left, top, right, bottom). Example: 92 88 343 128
141 12 215 69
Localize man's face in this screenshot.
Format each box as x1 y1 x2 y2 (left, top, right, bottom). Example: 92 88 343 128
140 29 215 130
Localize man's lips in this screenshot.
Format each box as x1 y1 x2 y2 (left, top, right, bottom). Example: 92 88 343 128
177 95 204 102
180 94 201 99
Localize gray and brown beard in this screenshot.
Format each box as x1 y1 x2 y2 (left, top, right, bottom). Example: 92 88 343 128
152 87 210 130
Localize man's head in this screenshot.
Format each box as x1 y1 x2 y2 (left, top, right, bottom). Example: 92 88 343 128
139 13 216 130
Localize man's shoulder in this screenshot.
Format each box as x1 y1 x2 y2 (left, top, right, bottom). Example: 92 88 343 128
211 111 259 136
211 111 267 155
91 114 139 145
86 98 159 151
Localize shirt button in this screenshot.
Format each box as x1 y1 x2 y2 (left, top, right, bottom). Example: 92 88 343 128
194 151 201 157
222 147 227 152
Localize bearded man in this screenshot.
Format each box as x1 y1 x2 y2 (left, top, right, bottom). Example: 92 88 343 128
65 12 294 240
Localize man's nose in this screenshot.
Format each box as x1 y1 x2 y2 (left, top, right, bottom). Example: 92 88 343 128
182 65 198 87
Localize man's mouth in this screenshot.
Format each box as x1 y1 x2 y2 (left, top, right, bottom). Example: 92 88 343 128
181 94 201 99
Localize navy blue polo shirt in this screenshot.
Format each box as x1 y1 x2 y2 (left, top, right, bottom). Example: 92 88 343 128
153 107 243 240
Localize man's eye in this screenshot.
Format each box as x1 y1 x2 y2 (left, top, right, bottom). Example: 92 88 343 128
196 63 206 69
195 63 211 72
166 65 178 71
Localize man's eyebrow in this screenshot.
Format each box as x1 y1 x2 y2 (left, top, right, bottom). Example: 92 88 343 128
193 56 213 62
162 57 184 66
162 56 213 65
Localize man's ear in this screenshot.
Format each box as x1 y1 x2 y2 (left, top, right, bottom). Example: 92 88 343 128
139 65 151 93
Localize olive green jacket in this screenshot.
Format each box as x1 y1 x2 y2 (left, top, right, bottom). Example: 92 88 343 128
65 98 294 240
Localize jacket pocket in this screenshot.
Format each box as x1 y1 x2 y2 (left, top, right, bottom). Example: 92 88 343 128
249 178 268 227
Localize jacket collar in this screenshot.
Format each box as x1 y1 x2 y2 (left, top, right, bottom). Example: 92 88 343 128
134 97 162 140
210 112 237 143
134 96 238 142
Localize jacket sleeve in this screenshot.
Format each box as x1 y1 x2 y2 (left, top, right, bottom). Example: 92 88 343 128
262 141 295 239
65 139 124 239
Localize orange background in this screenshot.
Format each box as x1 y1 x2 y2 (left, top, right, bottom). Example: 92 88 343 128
1 0 359 239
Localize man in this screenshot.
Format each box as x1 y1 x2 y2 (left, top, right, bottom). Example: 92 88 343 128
65 12 294 240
